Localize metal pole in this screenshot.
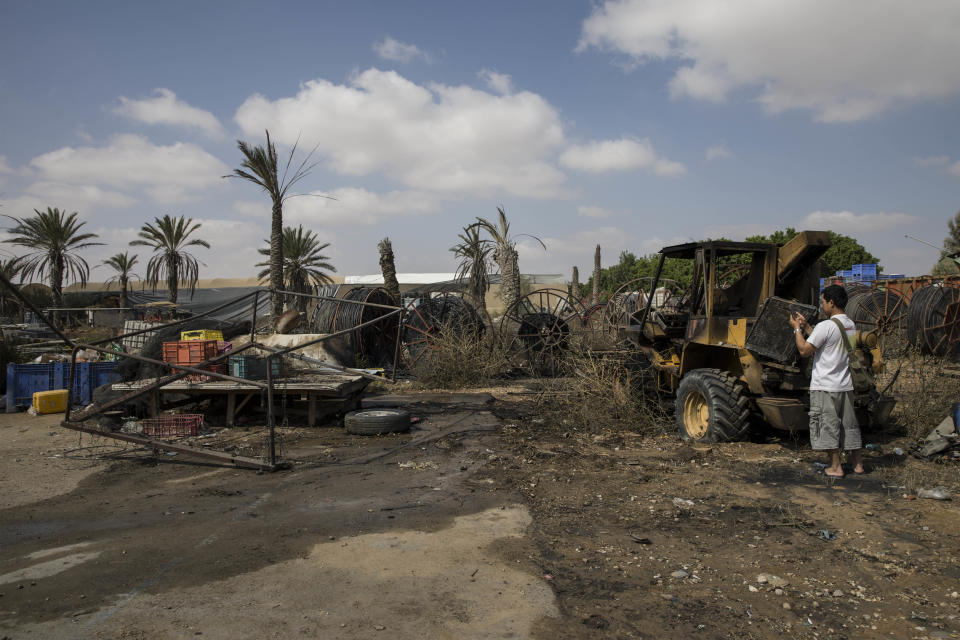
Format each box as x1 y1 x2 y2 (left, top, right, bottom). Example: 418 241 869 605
392 303 405 382
266 354 276 466
638 253 666 332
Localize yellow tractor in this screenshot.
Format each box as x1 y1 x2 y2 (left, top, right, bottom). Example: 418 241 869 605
617 231 894 442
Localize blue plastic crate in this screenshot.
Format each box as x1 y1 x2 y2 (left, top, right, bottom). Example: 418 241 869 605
6 363 59 412
5 361 120 412
852 263 878 276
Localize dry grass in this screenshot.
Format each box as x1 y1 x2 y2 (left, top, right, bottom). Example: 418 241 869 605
408 323 511 390
880 348 960 440
534 347 670 435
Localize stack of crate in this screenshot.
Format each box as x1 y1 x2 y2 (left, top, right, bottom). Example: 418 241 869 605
161 339 226 382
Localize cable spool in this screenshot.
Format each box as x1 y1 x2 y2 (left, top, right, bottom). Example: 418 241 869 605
845 288 909 356
402 294 485 372
310 287 399 366
907 284 960 356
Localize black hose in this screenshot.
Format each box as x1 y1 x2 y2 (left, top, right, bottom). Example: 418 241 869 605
310 287 399 366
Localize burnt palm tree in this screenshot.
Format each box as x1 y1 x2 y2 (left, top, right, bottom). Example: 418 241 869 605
228 130 318 317
377 238 401 303
255 225 336 312
130 215 209 304
102 251 139 314
451 224 493 312
3 207 102 321
473 207 545 312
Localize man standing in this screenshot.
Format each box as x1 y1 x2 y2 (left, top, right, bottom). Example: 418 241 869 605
789 284 864 477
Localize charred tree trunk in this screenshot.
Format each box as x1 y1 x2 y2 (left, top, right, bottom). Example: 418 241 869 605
269 201 284 317
571 266 580 302
499 243 521 311
378 238 401 304
166 253 179 304
592 244 601 305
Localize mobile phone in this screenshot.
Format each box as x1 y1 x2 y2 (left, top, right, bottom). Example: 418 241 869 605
789 303 798 315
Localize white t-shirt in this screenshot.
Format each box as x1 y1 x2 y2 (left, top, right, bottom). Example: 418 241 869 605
806 313 856 392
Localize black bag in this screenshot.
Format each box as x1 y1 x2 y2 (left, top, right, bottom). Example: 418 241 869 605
831 318 875 394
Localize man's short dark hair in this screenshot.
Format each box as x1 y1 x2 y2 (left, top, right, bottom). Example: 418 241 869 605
821 284 848 310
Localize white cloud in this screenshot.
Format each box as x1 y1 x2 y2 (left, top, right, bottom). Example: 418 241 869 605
0 155 11 174
234 68 567 198
478 69 513 95
559 138 686 176
372 37 432 64
29 134 229 203
705 144 732 161
23 182 137 209
577 205 614 219
113 88 224 137
801 210 918 233
914 155 950 167
234 187 443 226
578 0 960 122
949 162 960 178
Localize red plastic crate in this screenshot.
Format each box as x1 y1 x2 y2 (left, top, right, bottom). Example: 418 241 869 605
161 340 219 365
141 414 203 438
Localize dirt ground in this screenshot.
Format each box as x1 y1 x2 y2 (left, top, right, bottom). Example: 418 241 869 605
1 386 959 639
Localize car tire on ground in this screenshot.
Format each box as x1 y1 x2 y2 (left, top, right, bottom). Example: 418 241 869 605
675 368 750 443
344 409 411 435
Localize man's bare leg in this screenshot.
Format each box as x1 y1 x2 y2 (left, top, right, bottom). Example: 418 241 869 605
825 449 844 477
850 448 864 474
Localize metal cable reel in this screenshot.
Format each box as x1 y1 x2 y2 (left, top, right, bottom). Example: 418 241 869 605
402 293 487 373
845 287 909 358
907 282 960 356
499 288 587 376
310 287 399 366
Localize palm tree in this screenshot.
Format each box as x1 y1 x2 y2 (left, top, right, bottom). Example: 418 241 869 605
102 251 139 314
473 206 545 311
130 215 209 304
3 207 102 321
377 238 401 303
570 265 581 302
451 224 493 311
228 130 318 318
0 255 24 319
255 225 336 312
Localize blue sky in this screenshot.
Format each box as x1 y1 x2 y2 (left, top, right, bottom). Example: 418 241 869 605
1 0 959 283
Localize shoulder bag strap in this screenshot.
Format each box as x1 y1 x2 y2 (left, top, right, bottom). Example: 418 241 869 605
830 317 856 358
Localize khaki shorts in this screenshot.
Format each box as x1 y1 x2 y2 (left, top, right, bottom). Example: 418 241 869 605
809 390 861 451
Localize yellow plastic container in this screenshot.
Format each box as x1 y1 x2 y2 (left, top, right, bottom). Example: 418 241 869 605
180 329 224 342
33 389 69 414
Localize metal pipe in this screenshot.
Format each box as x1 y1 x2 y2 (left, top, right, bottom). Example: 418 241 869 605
249 290 260 342
391 304 404 382
275 288 402 312
266 354 276 466
263 307 404 359
0 268 76 347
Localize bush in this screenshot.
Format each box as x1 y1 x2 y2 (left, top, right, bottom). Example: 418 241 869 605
882 348 960 440
535 348 669 435
408 322 511 390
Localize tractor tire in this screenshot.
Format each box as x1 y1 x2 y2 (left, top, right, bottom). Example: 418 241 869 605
344 409 411 435
674 368 750 443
